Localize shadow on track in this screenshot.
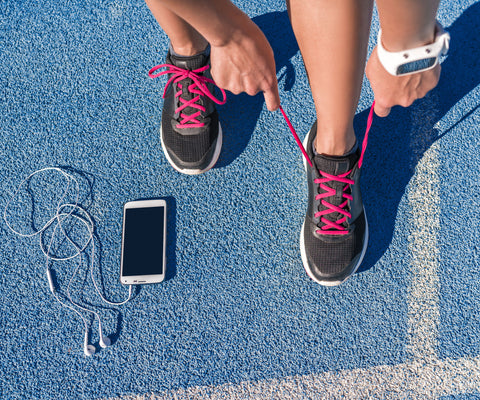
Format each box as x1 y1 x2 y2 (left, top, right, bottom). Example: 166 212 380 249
357 3 480 273
207 6 479 277
215 10 299 168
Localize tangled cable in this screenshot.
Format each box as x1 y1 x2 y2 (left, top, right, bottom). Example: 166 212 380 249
3 167 132 356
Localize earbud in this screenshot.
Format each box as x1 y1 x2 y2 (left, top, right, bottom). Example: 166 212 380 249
97 320 111 348
99 335 111 348
84 344 96 356
46 269 55 293
83 331 95 356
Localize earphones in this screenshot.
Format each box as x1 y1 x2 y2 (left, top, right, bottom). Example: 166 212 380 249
4 167 133 356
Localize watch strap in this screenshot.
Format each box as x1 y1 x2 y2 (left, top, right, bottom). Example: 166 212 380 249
377 22 450 76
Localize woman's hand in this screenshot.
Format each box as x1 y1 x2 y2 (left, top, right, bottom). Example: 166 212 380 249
366 45 441 117
209 19 280 111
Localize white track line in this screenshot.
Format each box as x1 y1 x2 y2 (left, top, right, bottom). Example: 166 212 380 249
406 142 441 363
110 356 480 400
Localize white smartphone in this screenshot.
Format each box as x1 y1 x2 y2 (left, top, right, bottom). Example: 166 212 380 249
120 199 167 285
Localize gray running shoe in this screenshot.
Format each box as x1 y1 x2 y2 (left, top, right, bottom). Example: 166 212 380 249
149 51 226 174
300 121 368 286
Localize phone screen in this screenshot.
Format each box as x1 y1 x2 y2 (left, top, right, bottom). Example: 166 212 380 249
122 206 165 277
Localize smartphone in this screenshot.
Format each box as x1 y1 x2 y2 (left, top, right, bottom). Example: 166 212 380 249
120 199 167 284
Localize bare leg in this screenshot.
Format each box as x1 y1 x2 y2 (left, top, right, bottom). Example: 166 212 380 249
287 0 373 156
145 0 208 56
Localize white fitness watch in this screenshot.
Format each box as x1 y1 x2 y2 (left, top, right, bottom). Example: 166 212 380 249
377 22 450 76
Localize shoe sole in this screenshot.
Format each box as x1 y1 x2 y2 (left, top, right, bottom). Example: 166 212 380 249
299 131 368 286
160 122 223 175
299 213 369 287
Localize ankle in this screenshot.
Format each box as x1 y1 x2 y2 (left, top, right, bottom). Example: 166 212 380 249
170 41 209 57
313 118 357 156
314 135 357 157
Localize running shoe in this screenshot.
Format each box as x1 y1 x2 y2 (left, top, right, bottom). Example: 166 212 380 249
299 121 368 286
149 51 226 175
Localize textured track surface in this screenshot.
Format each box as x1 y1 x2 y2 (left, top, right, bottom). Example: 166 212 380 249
1 0 479 399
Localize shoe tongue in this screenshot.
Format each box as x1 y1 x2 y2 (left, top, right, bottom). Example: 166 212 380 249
168 53 209 122
313 152 356 175
313 152 359 231
169 53 208 70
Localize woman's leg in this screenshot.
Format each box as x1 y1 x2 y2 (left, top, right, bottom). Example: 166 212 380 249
287 0 374 156
289 0 374 286
145 0 208 56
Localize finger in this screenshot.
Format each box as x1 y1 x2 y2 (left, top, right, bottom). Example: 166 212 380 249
263 85 280 112
245 82 259 97
399 97 414 108
374 101 391 118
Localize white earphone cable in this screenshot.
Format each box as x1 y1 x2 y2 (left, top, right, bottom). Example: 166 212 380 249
4 167 133 355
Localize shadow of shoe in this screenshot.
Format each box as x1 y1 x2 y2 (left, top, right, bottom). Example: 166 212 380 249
356 2 480 274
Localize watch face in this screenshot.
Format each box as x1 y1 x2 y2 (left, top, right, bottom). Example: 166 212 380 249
396 57 437 75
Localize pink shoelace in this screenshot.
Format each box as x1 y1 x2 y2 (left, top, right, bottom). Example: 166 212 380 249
149 64 227 129
280 102 375 235
148 62 375 235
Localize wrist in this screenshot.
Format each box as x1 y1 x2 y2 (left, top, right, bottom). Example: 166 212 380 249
380 25 437 52
203 5 254 48
376 22 450 76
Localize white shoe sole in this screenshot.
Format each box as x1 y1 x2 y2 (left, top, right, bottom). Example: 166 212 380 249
299 214 369 287
160 122 223 175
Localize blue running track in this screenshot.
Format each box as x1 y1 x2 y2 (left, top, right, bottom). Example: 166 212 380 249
1 0 479 398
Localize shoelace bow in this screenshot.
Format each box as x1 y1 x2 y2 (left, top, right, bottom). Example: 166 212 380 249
280 102 375 235
149 64 227 129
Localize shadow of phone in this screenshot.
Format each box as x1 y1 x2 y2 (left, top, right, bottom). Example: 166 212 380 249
163 195 177 281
